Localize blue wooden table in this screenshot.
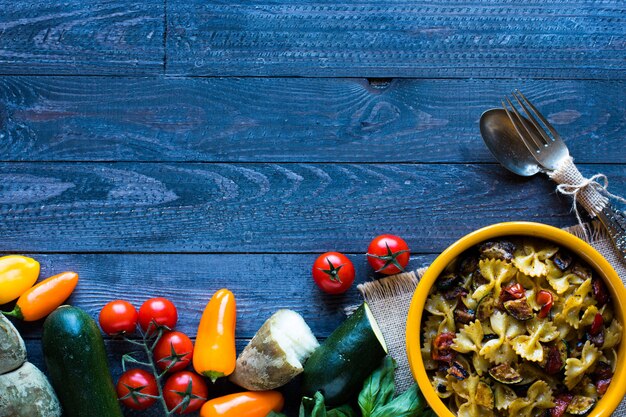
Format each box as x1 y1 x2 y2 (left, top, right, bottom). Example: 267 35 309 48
1 1 625 415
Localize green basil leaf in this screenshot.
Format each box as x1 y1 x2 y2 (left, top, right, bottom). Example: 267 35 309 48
358 356 397 417
266 412 288 417
327 405 357 417
300 392 327 417
370 384 425 417
420 408 437 417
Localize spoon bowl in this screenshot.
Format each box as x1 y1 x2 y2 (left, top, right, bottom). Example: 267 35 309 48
479 108 542 176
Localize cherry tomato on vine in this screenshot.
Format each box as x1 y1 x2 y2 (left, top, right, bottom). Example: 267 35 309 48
312 252 355 294
99 300 138 335
138 297 178 335
117 368 158 410
154 331 194 373
367 234 410 275
164 371 208 414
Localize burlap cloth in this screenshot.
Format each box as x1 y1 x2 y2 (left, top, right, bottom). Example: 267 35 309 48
356 220 626 415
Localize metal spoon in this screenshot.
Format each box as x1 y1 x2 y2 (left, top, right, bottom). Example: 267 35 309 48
479 108 543 177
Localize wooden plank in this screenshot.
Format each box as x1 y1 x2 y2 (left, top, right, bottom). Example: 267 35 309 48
9 253 436 339
1 77 624 163
15 253 432 414
0 162 624 253
24 338 304 416
167 0 626 78
0 1 163 75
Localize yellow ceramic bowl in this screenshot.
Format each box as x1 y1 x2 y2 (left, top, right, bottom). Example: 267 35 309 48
406 221 626 417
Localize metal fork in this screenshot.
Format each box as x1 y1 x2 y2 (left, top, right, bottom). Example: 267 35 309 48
501 91 569 171
502 90 626 260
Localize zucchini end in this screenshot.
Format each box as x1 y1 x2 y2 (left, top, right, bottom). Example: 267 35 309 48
364 303 388 354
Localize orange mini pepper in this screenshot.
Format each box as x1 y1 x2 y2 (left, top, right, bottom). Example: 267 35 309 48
4 271 78 321
193 289 237 382
200 391 284 417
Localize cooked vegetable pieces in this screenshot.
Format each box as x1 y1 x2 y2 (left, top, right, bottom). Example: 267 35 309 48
421 237 622 417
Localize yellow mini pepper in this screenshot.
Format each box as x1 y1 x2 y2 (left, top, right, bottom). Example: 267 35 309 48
0 255 40 304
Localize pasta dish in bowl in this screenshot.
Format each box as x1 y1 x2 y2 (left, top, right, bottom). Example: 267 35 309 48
406 222 626 417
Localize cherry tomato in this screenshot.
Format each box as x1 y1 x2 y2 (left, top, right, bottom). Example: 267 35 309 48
154 331 194 373
545 344 564 375
99 300 138 335
431 332 455 363
367 234 410 275
597 378 611 396
503 283 525 300
536 290 554 319
312 252 355 294
592 276 610 307
116 369 158 410
138 297 178 335
164 371 208 414
551 393 574 417
590 313 604 336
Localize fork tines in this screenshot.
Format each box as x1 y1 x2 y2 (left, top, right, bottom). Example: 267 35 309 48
501 90 561 152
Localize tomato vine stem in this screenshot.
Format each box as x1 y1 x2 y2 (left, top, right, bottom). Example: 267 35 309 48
119 321 185 416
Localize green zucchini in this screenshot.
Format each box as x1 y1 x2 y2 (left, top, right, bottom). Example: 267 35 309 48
448 361 470 380
503 298 534 321
566 396 595 415
302 303 387 406
42 306 123 417
476 293 495 321
541 340 569 374
560 340 569 356
475 380 494 409
488 363 522 384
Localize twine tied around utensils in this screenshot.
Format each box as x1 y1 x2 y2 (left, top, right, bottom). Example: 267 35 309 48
549 156 626 239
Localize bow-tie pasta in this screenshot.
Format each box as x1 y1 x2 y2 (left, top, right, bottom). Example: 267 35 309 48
508 380 554 417
512 241 558 277
420 237 622 417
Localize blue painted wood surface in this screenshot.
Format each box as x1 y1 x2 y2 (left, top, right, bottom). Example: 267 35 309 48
0 77 624 163
1 0 625 415
166 0 626 78
0 163 624 253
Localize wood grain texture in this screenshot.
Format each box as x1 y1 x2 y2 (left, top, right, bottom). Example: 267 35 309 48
0 1 163 75
2 2 624 416
8 253 435 339
167 0 626 78
0 162 624 253
24 338 304 416
1 77 624 163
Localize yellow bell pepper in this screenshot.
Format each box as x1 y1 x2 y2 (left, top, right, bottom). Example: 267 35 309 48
0 255 40 304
